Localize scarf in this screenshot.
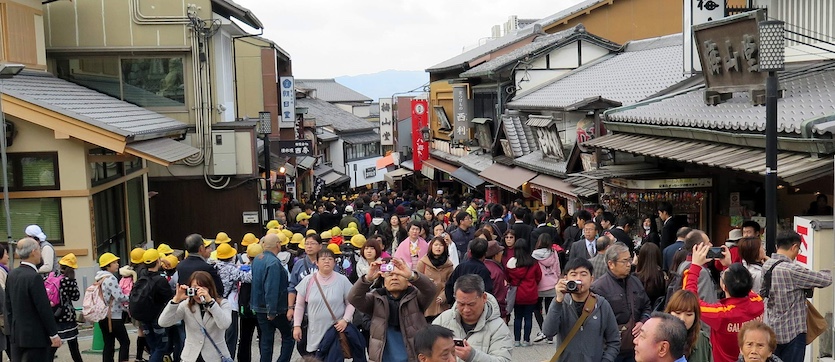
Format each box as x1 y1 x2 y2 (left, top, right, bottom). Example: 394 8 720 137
429 251 448 268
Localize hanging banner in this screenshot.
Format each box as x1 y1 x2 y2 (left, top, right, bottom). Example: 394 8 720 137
379 98 394 146
411 99 429 171
279 76 295 127
684 0 726 73
452 85 472 142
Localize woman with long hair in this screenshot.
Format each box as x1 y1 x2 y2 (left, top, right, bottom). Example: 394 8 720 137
738 236 767 293
433 223 459 267
416 236 454 322
665 290 712 362
293 249 356 358
531 234 560 344
159 271 233 362
51 254 83 362
635 242 668 304
423 209 438 230
355 236 383 281
641 214 661 246
393 221 429 268
505 238 542 347
388 214 408 253
501 229 517 267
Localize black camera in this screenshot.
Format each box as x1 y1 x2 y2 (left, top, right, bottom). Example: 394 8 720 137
706 247 725 259
566 280 583 293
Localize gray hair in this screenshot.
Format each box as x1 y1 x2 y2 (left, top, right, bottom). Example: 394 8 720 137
184 234 204 253
15 237 39 259
650 312 688 359
595 236 612 253
605 243 630 263
453 274 485 296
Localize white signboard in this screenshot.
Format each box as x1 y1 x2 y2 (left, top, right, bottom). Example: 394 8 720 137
794 216 815 269
684 0 726 73
379 98 394 146
279 76 295 128
347 156 387 188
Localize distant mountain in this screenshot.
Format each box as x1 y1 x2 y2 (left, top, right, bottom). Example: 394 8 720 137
335 70 428 101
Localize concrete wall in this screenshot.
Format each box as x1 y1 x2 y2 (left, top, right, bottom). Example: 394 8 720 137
234 39 266 120
330 139 346 174
346 156 387 189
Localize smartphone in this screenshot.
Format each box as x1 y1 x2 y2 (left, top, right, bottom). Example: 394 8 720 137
453 338 465 347
706 247 725 259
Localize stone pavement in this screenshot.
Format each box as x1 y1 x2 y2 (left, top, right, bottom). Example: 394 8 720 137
54 322 557 362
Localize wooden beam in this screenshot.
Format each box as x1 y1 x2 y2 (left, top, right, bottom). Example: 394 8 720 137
56 248 88 257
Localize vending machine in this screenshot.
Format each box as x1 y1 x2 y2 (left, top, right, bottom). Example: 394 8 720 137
794 216 834 361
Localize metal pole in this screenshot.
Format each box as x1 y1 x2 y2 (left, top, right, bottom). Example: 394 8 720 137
0 80 14 265
263 134 272 230
765 71 778 255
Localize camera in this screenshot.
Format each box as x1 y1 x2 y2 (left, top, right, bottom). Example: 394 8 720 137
566 280 583 293
380 263 395 272
706 247 725 259
186 287 196 297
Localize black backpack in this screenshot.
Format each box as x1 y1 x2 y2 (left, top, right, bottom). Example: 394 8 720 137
129 275 158 323
662 261 689 310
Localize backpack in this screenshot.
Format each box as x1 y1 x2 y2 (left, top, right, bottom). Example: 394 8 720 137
760 260 785 298
354 211 368 234
128 275 158 323
82 277 112 323
44 272 64 308
663 261 690 310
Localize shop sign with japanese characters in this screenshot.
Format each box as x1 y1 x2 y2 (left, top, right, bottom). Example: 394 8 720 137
278 140 313 156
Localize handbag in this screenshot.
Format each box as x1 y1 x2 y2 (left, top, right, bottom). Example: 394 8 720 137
550 294 598 362
806 300 827 345
505 286 518 314
314 273 352 359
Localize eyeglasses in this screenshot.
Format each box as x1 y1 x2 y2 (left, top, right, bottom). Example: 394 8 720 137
615 259 631 265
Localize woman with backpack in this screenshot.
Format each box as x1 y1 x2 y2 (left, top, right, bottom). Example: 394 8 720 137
505 238 542 347
94 253 131 362
531 234 560 344
51 253 83 361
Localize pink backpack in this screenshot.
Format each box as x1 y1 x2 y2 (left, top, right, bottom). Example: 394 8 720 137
44 272 64 308
82 277 113 324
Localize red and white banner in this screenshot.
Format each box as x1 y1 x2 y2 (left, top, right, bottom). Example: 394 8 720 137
411 99 429 171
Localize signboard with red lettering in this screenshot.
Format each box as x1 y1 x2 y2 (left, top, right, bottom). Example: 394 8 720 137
794 216 814 267
411 99 429 171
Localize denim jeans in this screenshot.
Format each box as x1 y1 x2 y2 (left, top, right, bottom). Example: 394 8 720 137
513 304 536 342
256 313 295 362
142 322 168 362
775 333 806 362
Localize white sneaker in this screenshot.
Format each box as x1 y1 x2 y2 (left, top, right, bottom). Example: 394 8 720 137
533 332 547 343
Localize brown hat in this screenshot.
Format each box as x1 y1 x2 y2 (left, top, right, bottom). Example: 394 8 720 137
485 239 505 258
395 205 408 216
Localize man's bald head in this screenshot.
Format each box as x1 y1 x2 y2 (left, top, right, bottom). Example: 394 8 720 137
261 233 278 252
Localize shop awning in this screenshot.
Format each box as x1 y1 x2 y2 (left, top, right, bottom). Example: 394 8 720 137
423 158 459 175
565 175 599 198
529 174 577 200
384 168 414 187
125 138 200 166
451 167 485 188
376 154 395 169
478 164 537 193
297 156 316 170
401 160 415 171
320 170 350 186
583 134 833 185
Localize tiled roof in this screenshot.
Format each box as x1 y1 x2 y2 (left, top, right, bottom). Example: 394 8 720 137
296 79 372 103
513 150 569 177
507 34 688 110
500 114 539 157
3 71 188 139
296 97 376 133
458 153 494 173
341 132 380 144
460 25 619 78
606 63 835 135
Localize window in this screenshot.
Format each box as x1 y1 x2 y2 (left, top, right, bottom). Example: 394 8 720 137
345 142 380 162
89 149 142 186
0 198 63 245
4 152 59 191
473 92 498 120
54 56 186 109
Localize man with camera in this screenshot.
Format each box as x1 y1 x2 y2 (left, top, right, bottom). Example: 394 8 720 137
542 258 620 362
590 243 652 362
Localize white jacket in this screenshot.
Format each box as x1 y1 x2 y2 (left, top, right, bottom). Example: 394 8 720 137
158 299 232 362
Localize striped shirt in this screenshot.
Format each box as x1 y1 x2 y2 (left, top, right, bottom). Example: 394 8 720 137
763 254 832 344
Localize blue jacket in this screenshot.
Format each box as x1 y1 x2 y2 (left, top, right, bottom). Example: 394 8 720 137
288 255 318 295
250 250 289 316
316 323 367 362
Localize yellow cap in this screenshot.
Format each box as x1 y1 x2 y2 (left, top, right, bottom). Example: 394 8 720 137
157 243 174 256
281 229 293 240
320 230 332 240
306 229 317 236
203 239 213 247
247 243 264 258
267 228 281 236
327 243 342 255
348 221 358 229
342 227 359 238
266 220 280 230
299 237 306 249
277 232 289 246
99 252 120 268
331 226 342 237
215 232 231 244
163 255 179 269
142 249 160 264
59 253 78 269
350 234 367 248
209 250 218 261
242 233 258 246
130 247 146 264
291 233 304 244
296 212 312 222
216 243 237 260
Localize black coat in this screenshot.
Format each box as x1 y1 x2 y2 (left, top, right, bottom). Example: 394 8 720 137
444 259 493 303
562 225 582 249
177 256 224 296
660 218 677 250
510 222 533 244
5 263 59 348
607 227 634 254
530 225 561 248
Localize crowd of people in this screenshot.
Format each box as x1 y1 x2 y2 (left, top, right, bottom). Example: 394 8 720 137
0 191 831 362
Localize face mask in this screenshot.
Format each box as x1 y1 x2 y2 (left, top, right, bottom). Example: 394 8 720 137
644 225 651 231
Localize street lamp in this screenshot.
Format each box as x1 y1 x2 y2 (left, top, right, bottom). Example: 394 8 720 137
0 63 24 265
759 20 785 255
258 111 272 231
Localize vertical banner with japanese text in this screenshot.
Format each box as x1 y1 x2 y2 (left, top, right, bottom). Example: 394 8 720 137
279 76 295 128
452 84 472 142
379 98 394 146
411 99 429 171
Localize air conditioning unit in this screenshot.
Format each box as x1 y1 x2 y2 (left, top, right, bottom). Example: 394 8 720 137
211 130 237 175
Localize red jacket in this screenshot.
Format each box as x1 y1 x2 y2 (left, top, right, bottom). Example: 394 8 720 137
686 264 764 362
505 262 542 305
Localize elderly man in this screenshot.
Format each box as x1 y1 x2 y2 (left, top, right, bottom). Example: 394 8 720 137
177 233 224 295
251 233 294 362
589 235 612 280
570 222 600 260
633 312 688 362
433 275 513 362
348 257 435 362
591 243 652 362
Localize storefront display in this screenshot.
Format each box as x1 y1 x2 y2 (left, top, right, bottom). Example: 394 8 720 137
601 178 712 230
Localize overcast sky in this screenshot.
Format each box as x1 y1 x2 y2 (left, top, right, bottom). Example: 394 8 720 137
233 0 586 78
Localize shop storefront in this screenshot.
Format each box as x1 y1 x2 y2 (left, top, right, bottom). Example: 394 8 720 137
601 177 713 231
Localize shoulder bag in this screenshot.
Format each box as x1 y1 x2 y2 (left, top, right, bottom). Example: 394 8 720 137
201 326 234 362
549 294 598 362
314 273 352 359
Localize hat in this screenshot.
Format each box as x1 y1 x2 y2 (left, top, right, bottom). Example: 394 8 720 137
130 247 146 264
327 243 342 255
247 243 264 258
216 244 236 260
342 227 359 238
485 239 505 258
291 233 304 244
306 229 318 236
157 243 174 256
433 208 445 216
350 234 367 248
345 205 354 213
215 232 232 244
266 220 280 230
296 212 312 222
24 224 46 241
99 252 120 268
320 230 333 240
348 222 358 229
242 233 259 246
373 208 384 218
331 226 342 237
282 229 293 240
163 255 179 270
203 239 213 247
395 205 407 216
267 228 281 236
143 249 160 264
277 232 289 246
727 229 744 242
59 253 78 269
